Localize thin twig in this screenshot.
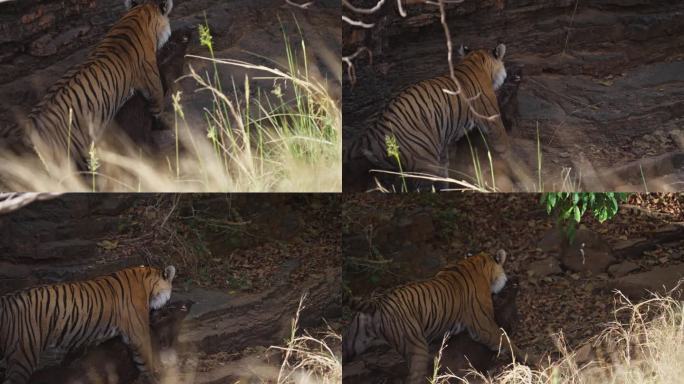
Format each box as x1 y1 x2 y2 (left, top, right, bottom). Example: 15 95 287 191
285 0 314 9
343 47 373 86
342 15 375 28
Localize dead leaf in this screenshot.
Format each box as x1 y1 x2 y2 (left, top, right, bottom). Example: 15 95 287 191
97 240 118 250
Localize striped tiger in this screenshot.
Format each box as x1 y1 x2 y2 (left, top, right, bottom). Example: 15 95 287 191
345 44 511 189
26 0 173 170
343 250 530 384
0 265 176 384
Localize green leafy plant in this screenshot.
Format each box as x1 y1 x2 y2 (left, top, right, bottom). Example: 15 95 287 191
541 192 630 242
385 134 408 192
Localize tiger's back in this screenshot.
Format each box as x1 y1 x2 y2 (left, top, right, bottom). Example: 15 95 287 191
0 265 176 384
27 0 173 170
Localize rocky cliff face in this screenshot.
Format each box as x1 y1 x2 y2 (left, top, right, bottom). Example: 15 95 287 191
343 0 684 191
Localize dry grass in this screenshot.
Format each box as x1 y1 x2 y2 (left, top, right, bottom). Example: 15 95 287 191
0 23 340 192
271 294 343 384
433 287 684 384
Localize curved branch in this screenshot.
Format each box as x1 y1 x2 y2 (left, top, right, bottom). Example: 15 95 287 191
0 193 62 215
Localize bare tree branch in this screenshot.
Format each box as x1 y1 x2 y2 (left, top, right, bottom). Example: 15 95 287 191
342 0 387 14
342 15 376 28
285 0 314 9
343 0 500 124
0 193 61 215
343 47 373 86
436 0 499 121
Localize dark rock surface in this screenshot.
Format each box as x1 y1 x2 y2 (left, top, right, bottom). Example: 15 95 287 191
528 257 562 278
342 0 684 191
607 263 684 299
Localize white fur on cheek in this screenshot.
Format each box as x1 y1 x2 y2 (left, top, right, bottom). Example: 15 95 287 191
492 67 507 90
491 273 507 294
159 348 178 367
157 20 171 50
150 290 171 310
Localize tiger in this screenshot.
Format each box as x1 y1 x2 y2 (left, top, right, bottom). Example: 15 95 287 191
0 265 176 384
344 43 511 190
28 300 193 384
25 0 174 170
342 250 531 384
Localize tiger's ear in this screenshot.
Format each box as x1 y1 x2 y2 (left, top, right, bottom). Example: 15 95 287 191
495 249 507 265
124 0 139 9
493 43 506 60
163 265 176 281
159 0 173 15
457 44 470 58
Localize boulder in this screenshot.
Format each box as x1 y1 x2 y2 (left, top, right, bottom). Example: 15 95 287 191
560 229 615 274
607 264 684 299
607 261 640 278
528 257 562 278
538 227 564 256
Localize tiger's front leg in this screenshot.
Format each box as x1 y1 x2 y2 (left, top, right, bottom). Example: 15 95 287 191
122 323 160 383
481 112 510 155
136 56 165 117
469 311 532 364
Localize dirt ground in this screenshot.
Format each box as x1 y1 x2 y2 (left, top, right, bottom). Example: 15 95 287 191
341 193 684 383
0 194 342 384
342 0 684 192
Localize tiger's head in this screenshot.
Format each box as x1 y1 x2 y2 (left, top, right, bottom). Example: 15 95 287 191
148 265 176 310
124 0 174 50
468 249 508 294
458 43 507 91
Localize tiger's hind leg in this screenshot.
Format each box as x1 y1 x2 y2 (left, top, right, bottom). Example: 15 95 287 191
405 338 431 384
3 354 34 384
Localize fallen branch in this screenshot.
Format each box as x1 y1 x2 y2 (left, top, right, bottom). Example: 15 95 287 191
0 193 61 215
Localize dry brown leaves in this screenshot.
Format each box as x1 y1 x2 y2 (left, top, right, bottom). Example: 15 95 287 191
342 193 683 359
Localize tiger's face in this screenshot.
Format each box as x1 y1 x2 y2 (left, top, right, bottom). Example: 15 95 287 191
489 44 507 91
459 43 507 91
150 265 176 310
470 249 508 294
124 0 173 50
